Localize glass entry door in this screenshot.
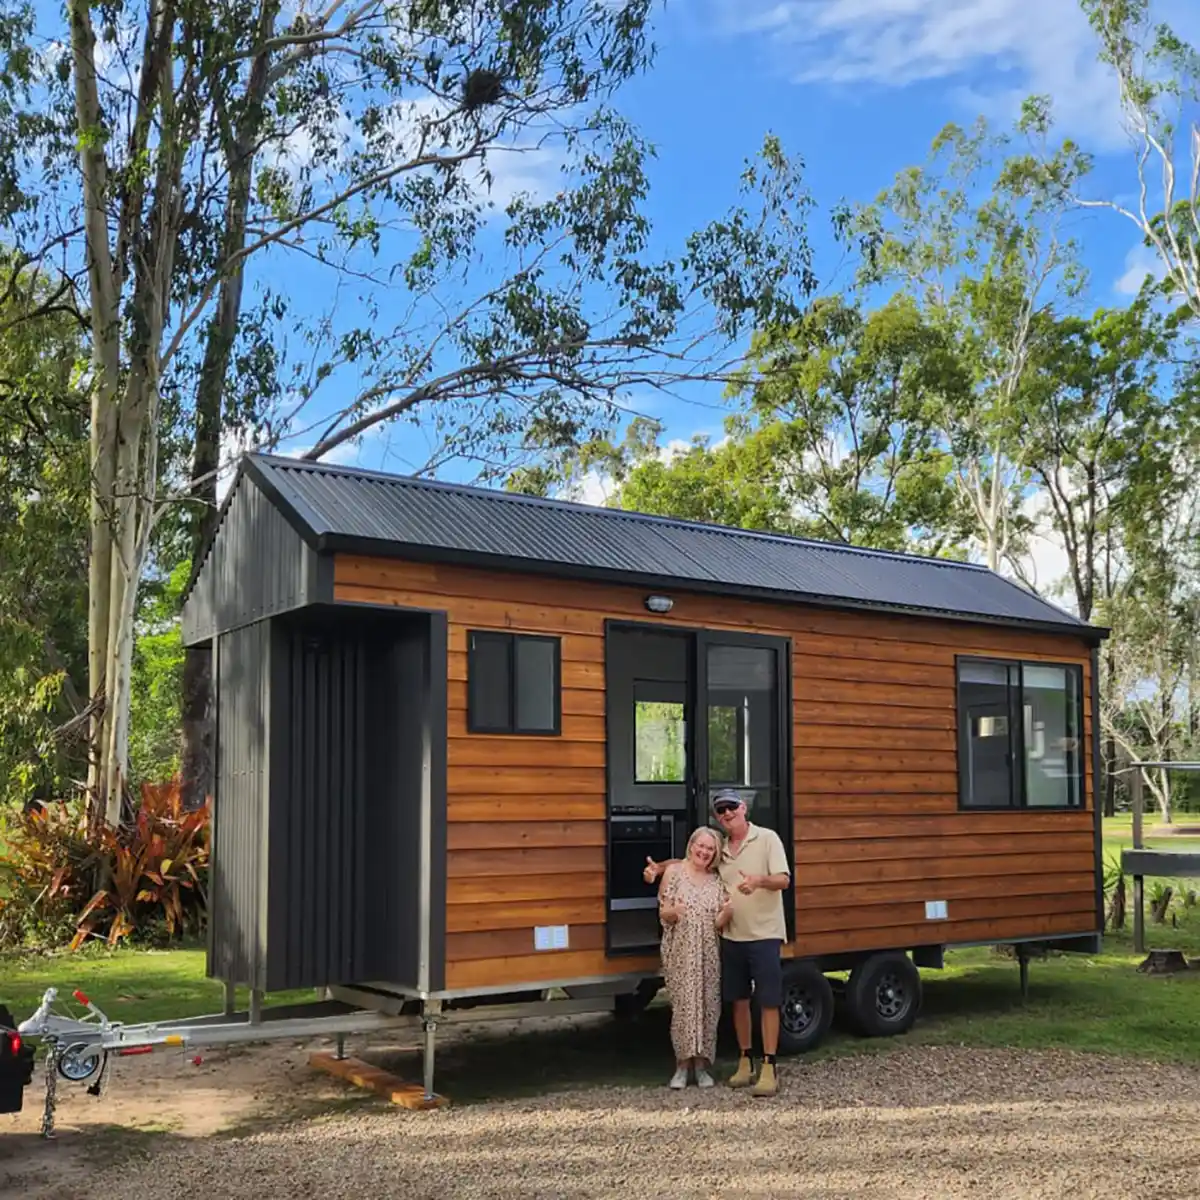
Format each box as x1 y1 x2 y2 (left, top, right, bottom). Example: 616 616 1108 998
604 623 794 954
693 631 794 941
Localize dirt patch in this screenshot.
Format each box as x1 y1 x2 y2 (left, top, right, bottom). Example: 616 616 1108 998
3 1037 1200 1199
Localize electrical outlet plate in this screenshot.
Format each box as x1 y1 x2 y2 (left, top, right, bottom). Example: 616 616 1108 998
924 900 948 920
533 925 569 951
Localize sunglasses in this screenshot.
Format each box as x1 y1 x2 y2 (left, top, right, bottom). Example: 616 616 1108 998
713 803 740 816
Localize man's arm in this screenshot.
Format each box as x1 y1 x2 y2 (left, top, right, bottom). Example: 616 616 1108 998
735 830 792 894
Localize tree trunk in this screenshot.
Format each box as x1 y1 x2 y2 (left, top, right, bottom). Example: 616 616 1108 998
179 14 274 810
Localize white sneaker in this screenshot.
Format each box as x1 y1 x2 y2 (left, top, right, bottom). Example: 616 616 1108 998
668 1067 689 1089
695 1068 715 1088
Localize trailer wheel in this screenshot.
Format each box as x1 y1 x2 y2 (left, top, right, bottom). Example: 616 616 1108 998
57 1043 104 1082
613 979 660 1020
845 952 921 1037
774 962 834 1055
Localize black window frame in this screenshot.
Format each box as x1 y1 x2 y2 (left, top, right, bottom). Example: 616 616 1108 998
467 630 562 736
955 654 1085 812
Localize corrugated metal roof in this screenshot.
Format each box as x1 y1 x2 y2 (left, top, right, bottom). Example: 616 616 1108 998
236 453 1098 637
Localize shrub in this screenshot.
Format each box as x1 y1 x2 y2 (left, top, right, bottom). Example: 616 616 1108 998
72 779 209 949
0 796 96 948
0 778 209 950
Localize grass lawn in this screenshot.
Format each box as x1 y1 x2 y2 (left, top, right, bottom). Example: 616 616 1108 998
0 942 317 1026
4 919 1200 1106
3 824 1199 1102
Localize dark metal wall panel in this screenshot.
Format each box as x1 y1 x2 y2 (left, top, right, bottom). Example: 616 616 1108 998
208 620 271 989
262 609 434 993
181 471 327 646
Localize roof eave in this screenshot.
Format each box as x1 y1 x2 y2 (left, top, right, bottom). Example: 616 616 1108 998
317 531 1109 644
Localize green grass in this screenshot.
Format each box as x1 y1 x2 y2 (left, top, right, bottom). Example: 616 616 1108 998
5 922 1200 1107
0 940 315 1025
4 829 1200 1106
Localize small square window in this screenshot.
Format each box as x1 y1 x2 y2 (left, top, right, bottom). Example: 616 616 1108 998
467 631 561 735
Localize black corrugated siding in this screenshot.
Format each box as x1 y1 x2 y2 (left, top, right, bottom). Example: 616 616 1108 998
181 469 328 646
262 610 433 993
209 620 270 988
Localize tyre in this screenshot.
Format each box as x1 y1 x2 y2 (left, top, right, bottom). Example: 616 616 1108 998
845 952 922 1037
57 1043 103 1082
613 979 660 1019
773 962 834 1056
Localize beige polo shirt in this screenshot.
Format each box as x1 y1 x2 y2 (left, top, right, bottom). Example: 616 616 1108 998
715 822 790 943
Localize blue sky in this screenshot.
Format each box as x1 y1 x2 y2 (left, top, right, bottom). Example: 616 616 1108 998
261 0 1195 496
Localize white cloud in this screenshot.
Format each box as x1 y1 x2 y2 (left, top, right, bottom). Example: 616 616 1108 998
1007 484 1074 610
1115 242 1169 296
707 0 1198 153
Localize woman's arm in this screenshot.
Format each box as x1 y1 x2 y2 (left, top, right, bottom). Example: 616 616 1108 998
715 883 734 930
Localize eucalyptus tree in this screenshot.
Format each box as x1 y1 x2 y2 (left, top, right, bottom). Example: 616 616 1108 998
853 110 1091 574
3 0 823 822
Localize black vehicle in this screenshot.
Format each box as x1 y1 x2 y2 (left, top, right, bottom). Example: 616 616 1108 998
0 1003 36 1114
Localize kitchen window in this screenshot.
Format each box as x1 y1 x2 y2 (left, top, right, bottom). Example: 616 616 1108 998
467 631 561 735
956 657 1084 810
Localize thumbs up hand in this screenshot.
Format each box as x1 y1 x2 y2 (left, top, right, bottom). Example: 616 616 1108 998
736 871 759 895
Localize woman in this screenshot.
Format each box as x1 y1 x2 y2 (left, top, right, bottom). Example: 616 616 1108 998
658 825 733 1089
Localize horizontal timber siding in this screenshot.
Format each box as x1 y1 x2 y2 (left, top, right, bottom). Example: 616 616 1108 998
334 555 1098 991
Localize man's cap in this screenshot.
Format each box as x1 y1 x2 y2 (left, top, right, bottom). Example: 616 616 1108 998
711 789 745 813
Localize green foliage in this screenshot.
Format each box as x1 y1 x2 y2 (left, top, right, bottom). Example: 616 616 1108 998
0 250 89 810
129 562 190 787
0 781 209 951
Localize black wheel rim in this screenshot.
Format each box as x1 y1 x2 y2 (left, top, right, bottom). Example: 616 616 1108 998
782 982 819 1035
874 971 912 1022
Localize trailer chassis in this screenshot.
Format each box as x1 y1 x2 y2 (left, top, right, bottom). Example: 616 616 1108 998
17 979 651 1138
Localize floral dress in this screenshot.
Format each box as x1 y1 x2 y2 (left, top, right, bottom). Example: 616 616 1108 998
659 866 728 1063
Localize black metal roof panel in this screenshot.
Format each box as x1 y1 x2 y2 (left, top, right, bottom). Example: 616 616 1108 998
238 453 1099 637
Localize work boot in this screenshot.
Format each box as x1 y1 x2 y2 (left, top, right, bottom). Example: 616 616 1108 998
727 1054 755 1089
751 1060 778 1097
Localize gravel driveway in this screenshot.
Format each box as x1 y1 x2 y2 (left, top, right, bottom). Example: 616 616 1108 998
4 1039 1200 1199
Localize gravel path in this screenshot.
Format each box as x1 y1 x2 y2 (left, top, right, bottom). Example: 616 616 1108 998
5 1043 1200 1199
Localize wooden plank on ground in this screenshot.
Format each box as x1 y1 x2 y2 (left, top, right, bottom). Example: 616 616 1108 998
309 1053 448 1110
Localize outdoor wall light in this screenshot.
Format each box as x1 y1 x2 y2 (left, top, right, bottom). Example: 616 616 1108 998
644 594 674 614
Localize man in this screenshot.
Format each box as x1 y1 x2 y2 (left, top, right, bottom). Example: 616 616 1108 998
643 789 791 1097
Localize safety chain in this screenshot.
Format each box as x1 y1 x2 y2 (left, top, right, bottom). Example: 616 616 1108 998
40 1044 60 1140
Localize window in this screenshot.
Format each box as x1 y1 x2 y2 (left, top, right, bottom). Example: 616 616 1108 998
467 631 561 735
634 680 687 783
956 656 1083 810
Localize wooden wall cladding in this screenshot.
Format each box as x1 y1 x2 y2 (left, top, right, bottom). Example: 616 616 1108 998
334 555 1098 992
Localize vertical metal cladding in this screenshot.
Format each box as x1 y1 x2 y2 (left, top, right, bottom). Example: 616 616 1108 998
263 611 432 993
181 471 323 646
209 619 271 989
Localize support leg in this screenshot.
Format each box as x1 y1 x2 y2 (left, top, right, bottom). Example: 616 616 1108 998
422 1003 441 1102
1134 875 1145 955
223 979 236 1017
1018 950 1029 1000
335 1034 346 1061
249 987 263 1026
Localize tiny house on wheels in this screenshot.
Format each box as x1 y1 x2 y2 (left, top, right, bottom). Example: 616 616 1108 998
180 454 1105 1079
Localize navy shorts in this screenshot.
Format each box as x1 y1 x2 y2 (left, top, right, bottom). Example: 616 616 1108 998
720 938 783 1008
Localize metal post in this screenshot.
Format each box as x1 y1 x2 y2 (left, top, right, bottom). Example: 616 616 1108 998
1132 765 1145 954
249 987 262 1026
1131 765 1144 850
335 1034 346 1061
223 980 236 1017
422 1002 440 1102
1018 949 1029 1000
